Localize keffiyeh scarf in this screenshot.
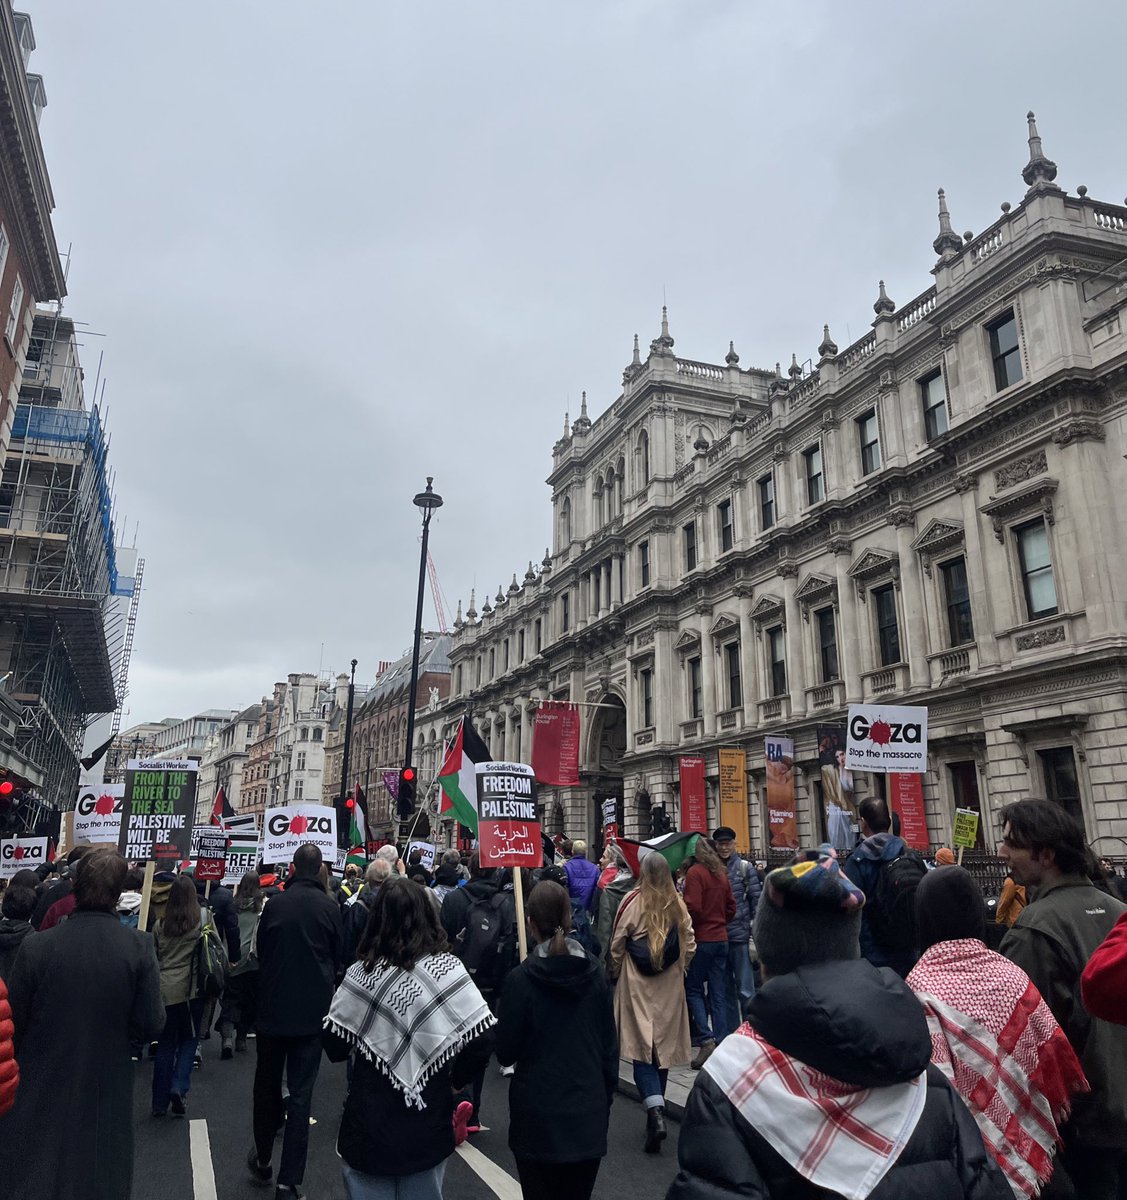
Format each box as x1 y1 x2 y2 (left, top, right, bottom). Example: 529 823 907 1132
907 938 1088 1198
703 1025 927 1200
324 951 495 1110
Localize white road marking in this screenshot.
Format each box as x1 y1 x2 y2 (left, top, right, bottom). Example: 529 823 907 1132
456 1140 523 1200
189 1119 218 1200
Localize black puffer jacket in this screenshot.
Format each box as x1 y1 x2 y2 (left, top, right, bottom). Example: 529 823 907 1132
194 879 241 964
668 959 1011 1200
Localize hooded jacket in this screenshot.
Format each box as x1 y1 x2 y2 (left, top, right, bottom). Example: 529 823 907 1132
0 977 14 1117
495 938 618 1163
844 832 917 975
440 875 498 944
432 863 461 903
669 958 1011 1200
595 870 634 968
564 856 601 912
725 853 762 944
0 918 32 981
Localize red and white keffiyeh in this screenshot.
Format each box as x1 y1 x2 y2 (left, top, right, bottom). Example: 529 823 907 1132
907 938 1088 1198
702 1024 927 1200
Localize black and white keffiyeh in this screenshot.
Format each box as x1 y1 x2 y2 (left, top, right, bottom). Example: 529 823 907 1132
324 952 495 1109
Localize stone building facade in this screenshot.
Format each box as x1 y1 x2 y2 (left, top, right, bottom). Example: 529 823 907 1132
443 117 1127 859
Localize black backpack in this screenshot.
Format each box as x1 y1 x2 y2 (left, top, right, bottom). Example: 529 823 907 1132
458 891 516 990
626 924 681 976
868 850 927 953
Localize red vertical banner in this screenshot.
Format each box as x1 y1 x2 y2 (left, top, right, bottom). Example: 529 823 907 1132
531 702 581 785
679 756 707 832
889 773 929 851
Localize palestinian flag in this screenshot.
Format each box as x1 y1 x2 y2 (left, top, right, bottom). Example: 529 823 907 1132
209 785 234 826
615 831 701 879
437 717 490 832
347 784 370 868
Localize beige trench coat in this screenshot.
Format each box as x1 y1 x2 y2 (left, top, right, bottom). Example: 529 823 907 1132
609 888 697 1067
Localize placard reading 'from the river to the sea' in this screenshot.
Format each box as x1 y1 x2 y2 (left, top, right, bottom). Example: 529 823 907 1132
118 759 198 865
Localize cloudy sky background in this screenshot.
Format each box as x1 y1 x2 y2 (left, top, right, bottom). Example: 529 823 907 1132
28 1 1127 723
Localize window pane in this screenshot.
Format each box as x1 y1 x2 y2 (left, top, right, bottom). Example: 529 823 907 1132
806 446 823 504
922 372 948 440
941 558 974 645
768 627 786 696
817 608 839 682
992 315 1018 355
874 586 901 665
726 642 742 708
1017 521 1058 618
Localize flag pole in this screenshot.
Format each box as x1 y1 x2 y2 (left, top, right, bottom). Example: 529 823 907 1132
513 866 528 962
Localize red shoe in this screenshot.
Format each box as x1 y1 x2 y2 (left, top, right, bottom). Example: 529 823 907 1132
453 1101 474 1146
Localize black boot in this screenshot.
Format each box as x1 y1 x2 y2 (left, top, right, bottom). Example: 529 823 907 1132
644 1105 667 1153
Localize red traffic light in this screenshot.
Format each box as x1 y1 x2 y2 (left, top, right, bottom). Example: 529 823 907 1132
402 767 416 783
0 781 13 796
345 798 355 809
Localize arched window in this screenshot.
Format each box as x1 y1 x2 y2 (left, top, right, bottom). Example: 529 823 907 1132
616 456 626 515
638 430 650 486
593 475 604 528
312 727 322 742
300 727 309 741
560 496 572 547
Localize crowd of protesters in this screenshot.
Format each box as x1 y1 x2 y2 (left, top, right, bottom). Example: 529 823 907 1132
0 798 1126 1199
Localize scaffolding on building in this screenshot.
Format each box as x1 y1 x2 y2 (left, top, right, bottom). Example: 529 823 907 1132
0 306 124 808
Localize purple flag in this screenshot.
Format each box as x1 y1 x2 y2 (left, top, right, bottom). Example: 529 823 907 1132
382 770 400 801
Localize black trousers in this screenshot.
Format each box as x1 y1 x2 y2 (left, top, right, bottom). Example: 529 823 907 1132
514 1158 601 1200
252 1033 323 1187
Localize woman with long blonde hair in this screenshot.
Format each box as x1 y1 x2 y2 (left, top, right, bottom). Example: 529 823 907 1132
609 853 696 1154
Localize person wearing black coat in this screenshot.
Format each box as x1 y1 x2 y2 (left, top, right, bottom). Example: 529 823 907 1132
248 845 343 1197
439 856 498 943
496 881 618 1200
194 876 241 963
668 850 1011 1200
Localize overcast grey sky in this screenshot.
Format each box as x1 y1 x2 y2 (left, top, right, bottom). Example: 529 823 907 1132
28 1 1127 724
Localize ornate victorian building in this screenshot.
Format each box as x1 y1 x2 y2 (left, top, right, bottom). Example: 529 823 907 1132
439 116 1127 857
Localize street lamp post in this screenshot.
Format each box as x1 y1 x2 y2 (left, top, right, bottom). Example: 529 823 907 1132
338 658 358 849
401 477 443 821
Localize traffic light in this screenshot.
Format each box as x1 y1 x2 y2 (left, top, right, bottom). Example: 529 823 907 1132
650 805 671 837
398 766 417 817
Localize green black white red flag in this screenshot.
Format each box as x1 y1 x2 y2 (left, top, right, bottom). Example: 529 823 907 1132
346 784 370 868
437 717 491 833
614 830 701 879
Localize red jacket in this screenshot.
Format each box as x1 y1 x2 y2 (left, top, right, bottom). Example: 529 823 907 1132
1081 909 1127 1025
0 977 17 1118
683 863 736 942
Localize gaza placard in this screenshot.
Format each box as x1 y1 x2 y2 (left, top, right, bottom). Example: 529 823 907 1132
845 704 928 774
0 836 49 877
73 783 126 844
262 804 337 864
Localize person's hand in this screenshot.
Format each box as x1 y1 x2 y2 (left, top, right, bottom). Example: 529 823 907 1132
396 858 406 876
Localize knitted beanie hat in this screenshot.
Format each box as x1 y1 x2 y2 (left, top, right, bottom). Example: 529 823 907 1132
753 850 864 978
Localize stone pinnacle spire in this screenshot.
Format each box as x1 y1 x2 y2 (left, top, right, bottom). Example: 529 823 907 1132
933 188 963 260
466 588 477 620
632 333 641 365
788 353 803 379
818 324 838 359
571 391 591 435
873 279 896 316
1022 110 1059 188
725 340 740 366
650 305 675 355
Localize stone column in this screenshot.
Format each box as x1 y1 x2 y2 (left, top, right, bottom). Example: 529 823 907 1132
700 616 717 737
893 511 929 688
957 475 999 666
612 554 624 606
654 622 676 745
831 536 862 703
519 701 533 765
737 587 758 729
601 560 612 617
780 563 807 717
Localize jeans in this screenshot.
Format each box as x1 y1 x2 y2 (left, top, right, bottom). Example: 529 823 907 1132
253 1033 324 1188
725 940 756 1031
632 1059 669 1109
152 999 204 1113
685 940 732 1046
342 1161 447 1200
515 1158 601 1200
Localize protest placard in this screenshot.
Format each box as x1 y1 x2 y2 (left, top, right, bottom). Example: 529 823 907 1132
73 783 125 844
407 840 437 871
845 704 928 773
0 836 48 878
262 804 337 864
952 807 980 850
476 761 541 961
194 826 228 882
118 759 197 865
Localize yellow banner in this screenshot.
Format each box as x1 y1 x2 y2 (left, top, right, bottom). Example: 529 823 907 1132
718 748 750 853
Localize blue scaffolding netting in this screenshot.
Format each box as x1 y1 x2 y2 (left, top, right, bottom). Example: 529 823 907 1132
11 404 125 596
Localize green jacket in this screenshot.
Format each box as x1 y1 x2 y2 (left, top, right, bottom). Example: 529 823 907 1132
595 871 635 969
1000 874 1127 1149
155 918 203 1007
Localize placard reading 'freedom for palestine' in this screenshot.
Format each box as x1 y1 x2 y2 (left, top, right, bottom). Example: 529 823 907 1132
118 760 198 865
476 761 542 868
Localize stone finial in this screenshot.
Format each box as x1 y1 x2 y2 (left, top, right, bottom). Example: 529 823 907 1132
818 324 838 359
632 333 641 365
933 188 963 260
1022 111 1058 188
508 574 520 595
571 391 592 435
1001 201 1012 213
693 425 710 452
725 340 739 366
623 333 644 385
1076 185 1087 198
453 599 464 630
466 588 478 620
524 560 537 583
788 353 803 379
562 410 570 439
495 585 505 605
541 548 552 572
650 305 675 355
873 279 895 316
481 596 492 616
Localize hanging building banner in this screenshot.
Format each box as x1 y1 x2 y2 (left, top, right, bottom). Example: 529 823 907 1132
73 783 126 845
531 701 581 787
817 726 857 853
765 736 797 851
601 796 618 841
476 761 542 868
0 836 49 878
118 759 197 866
262 804 337 864
889 773 929 851
718 748 750 853
679 756 707 833
845 704 928 774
